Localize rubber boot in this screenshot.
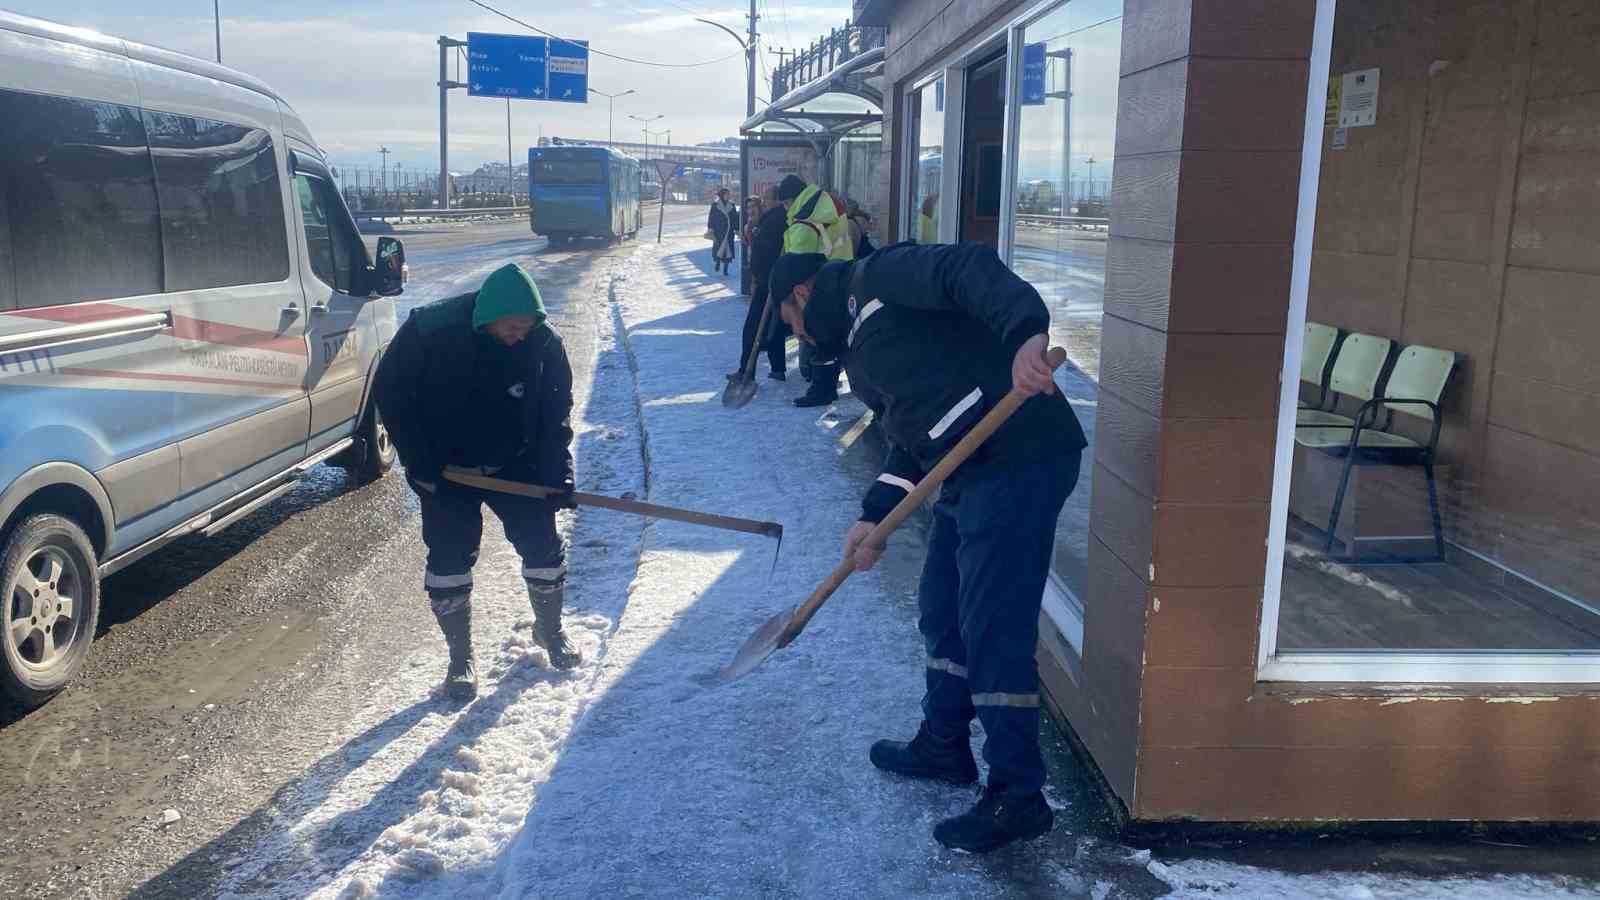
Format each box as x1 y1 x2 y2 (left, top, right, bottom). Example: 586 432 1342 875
869 720 979 785
529 581 583 670
794 363 839 408
933 783 1054 853
433 605 478 701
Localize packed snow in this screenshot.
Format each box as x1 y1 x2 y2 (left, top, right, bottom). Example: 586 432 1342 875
202 234 1598 900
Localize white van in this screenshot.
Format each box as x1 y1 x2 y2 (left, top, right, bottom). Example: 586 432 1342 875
0 10 408 705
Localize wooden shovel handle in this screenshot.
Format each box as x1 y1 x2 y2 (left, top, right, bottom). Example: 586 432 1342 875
740 294 775 383
778 347 1068 646
442 468 783 539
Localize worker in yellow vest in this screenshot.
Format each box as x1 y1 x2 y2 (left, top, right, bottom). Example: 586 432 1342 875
775 175 852 406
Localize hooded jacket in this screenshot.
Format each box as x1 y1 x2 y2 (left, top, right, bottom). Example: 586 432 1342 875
802 241 1087 522
372 293 574 489
783 184 853 261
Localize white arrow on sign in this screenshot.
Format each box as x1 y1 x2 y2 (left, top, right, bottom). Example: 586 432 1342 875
564 89 572 97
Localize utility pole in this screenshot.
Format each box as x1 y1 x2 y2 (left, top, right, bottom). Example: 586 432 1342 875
379 146 391 205
437 36 467 210
746 0 758 117
1085 155 1097 203
213 0 221 63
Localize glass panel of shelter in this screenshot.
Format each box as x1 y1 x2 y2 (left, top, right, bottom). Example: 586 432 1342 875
1268 0 1600 669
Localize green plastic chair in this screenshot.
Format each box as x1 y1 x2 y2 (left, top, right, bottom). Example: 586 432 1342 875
1298 322 1341 411
1296 331 1393 428
1295 343 1458 562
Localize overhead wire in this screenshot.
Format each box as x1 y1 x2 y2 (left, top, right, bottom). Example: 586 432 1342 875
465 0 745 68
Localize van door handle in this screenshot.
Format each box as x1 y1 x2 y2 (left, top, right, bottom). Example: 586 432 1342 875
281 304 301 320
310 303 329 316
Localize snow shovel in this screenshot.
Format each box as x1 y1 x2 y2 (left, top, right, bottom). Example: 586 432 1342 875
722 294 775 409
706 347 1069 687
442 468 783 542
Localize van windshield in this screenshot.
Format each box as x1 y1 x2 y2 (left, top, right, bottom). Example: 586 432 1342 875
534 159 605 185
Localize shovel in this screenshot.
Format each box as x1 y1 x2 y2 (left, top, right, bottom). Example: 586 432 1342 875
722 294 775 409
707 347 1069 686
442 467 783 542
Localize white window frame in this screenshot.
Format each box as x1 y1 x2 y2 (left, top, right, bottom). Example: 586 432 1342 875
1257 0 1600 685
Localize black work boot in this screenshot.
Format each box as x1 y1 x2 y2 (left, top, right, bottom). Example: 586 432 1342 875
529 582 583 670
933 784 1054 853
432 605 478 701
869 721 979 785
794 364 839 408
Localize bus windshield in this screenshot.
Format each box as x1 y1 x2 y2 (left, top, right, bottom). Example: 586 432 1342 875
534 158 605 185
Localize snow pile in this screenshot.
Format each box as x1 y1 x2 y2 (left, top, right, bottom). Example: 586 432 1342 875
1147 857 1597 899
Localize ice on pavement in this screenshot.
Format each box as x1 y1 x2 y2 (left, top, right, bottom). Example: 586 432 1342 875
211 236 1595 900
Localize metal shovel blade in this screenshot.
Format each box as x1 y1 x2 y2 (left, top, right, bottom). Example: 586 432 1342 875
722 376 758 409
701 604 796 686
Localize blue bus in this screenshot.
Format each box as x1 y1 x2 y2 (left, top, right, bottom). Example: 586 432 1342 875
528 145 641 244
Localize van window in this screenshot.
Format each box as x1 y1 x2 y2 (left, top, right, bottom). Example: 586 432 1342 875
0 87 163 309
295 173 359 293
144 112 290 291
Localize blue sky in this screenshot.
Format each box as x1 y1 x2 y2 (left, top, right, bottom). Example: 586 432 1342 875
9 1 852 173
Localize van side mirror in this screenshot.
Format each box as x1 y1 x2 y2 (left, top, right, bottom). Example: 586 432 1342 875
374 237 407 296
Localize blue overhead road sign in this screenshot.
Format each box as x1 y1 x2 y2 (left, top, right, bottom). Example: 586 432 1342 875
1021 42 1047 105
546 39 590 103
467 32 547 99
467 32 588 103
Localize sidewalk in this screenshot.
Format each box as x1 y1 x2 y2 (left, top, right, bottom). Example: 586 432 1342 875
213 234 1598 899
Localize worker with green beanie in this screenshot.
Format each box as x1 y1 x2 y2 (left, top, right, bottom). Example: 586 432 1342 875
373 262 581 701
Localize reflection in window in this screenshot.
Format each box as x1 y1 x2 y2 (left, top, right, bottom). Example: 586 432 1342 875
145 111 289 291
296 174 357 293
907 76 944 243
1274 1 1600 659
1009 1 1121 599
0 88 162 308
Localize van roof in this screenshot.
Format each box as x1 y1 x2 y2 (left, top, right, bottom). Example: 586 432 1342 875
0 8 294 111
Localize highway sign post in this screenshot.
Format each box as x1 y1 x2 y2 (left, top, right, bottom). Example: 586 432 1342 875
442 31 591 210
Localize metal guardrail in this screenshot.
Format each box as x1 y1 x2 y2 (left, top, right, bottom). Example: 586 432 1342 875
353 206 529 222
1015 213 1111 232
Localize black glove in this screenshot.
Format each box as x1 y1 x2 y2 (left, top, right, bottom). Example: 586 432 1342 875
550 482 578 510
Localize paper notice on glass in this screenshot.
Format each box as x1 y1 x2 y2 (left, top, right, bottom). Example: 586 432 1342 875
1339 68 1379 128
1331 127 1349 150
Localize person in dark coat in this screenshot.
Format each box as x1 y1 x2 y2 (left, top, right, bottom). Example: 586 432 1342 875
768 242 1086 854
706 188 739 276
730 188 792 380
372 263 582 701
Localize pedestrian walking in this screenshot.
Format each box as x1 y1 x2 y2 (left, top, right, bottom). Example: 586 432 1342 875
707 188 739 276
372 263 583 702
767 242 1086 853
730 187 792 382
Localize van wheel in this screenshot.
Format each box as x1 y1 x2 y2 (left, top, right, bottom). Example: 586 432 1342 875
336 404 396 483
1 514 100 707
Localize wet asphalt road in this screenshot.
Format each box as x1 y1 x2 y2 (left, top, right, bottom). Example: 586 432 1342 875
0 207 702 899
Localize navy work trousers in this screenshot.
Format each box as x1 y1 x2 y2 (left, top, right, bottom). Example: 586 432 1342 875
918 450 1080 797
416 463 566 616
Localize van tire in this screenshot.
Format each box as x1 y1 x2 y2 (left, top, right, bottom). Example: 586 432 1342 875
335 403 396 483
1 514 100 707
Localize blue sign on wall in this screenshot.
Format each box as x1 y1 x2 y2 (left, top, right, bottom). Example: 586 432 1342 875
467 32 588 103
546 38 589 103
1021 42 1047 106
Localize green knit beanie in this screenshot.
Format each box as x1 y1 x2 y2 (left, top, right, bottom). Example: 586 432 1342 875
471 263 547 330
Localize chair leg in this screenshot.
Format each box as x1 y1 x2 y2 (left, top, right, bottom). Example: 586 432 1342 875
1325 454 1357 556
1423 460 1444 563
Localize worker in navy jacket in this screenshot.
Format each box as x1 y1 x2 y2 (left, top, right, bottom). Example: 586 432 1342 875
769 242 1086 853
373 263 582 702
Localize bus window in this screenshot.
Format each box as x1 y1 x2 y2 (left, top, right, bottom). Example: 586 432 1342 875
534 159 604 184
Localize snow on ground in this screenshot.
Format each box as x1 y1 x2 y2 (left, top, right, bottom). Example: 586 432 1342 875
207 233 1598 900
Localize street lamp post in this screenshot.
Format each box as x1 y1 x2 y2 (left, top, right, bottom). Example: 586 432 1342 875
694 9 757 118
629 112 664 161
589 88 635 148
